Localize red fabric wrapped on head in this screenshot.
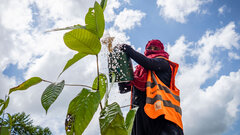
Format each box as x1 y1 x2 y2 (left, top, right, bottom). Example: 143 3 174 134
144 39 169 59
131 39 169 91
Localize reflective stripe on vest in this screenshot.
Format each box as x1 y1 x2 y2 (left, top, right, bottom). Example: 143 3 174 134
144 58 183 129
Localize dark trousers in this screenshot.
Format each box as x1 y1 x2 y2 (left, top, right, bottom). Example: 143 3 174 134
131 106 183 135
131 88 183 135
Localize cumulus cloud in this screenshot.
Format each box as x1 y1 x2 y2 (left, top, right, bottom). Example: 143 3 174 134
0 0 139 134
156 0 212 23
228 52 240 60
0 0 32 31
114 8 146 31
196 22 240 62
104 0 121 22
167 22 240 135
1 0 240 135
166 36 193 64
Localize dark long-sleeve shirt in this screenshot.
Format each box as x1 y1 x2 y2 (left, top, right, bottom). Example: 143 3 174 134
122 46 183 135
124 45 171 87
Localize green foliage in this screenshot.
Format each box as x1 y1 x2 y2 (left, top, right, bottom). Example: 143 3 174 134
6 113 12 130
63 28 101 54
65 88 101 135
1 112 52 135
85 2 105 38
0 99 4 104
125 107 138 135
59 53 87 77
0 127 9 135
100 0 108 11
0 97 9 116
4 0 138 135
99 102 128 135
92 73 108 99
41 80 65 114
9 77 42 94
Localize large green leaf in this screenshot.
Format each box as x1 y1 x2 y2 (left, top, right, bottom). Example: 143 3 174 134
125 107 138 135
63 29 101 55
100 0 108 11
41 80 65 114
0 97 9 116
65 88 100 135
9 77 42 94
92 74 107 100
99 102 128 135
59 53 87 77
85 2 105 38
46 24 85 32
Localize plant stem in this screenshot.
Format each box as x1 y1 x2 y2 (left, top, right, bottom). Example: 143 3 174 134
42 79 94 89
120 104 137 108
96 55 103 110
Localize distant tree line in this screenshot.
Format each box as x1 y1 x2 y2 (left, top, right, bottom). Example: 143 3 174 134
0 112 52 135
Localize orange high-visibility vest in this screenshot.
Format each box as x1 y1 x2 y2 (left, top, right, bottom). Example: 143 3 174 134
144 58 183 129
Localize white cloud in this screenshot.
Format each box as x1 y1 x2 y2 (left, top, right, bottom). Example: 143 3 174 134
104 0 121 22
197 22 240 62
167 22 240 135
1 0 240 135
218 5 227 15
0 0 32 31
218 5 231 16
183 70 240 135
114 8 146 31
0 0 133 134
228 52 240 60
166 35 193 64
156 0 212 23
107 27 131 45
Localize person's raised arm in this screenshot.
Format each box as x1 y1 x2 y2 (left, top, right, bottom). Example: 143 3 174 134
121 44 169 71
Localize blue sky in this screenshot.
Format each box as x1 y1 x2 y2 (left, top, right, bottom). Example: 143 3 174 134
0 0 240 134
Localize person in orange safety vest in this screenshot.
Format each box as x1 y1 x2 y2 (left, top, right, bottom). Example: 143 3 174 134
119 39 183 135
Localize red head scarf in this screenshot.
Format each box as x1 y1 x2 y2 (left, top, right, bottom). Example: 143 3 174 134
131 39 169 91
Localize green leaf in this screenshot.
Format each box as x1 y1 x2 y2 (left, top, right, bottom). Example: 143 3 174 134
99 102 128 135
125 107 138 135
85 2 105 38
59 53 87 77
41 80 65 114
100 0 108 11
65 88 100 135
85 8 96 34
0 97 9 116
0 99 4 105
9 77 42 94
7 113 12 130
92 74 107 100
105 73 115 106
63 29 101 55
94 2 105 38
0 127 10 135
46 24 86 32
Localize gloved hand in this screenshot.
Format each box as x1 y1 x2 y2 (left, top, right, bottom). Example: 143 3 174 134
118 82 131 94
119 44 131 52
